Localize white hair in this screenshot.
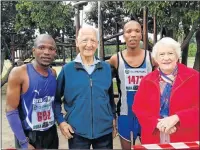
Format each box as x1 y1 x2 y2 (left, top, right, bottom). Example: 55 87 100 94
77 24 98 40
152 37 181 59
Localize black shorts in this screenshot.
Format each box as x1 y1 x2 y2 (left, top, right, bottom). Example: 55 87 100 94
15 124 59 149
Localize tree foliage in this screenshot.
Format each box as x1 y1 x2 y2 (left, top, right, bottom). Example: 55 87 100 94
1 1 17 35
85 1 129 35
85 1 199 40
15 0 75 38
1 1 18 60
124 1 200 40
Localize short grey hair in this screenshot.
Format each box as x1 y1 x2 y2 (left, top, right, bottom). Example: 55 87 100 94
152 37 181 59
77 25 98 41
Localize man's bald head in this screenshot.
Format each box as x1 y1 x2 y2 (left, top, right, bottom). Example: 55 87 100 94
123 20 142 31
34 34 56 48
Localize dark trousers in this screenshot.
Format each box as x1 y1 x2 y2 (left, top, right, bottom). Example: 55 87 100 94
68 133 113 149
15 125 59 149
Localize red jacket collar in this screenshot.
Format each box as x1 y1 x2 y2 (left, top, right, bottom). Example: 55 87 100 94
145 63 198 91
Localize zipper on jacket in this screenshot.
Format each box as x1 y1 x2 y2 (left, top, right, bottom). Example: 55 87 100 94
80 66 98 138
90 77 93 138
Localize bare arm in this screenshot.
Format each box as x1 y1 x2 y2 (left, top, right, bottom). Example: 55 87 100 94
6 67 23 112
107 54 118 69
6 66 35 148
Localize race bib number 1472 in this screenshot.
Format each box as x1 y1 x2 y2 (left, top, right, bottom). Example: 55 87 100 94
124 68 147 91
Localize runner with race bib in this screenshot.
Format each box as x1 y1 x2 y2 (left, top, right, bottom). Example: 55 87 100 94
108 20 156 150
6 34 59 149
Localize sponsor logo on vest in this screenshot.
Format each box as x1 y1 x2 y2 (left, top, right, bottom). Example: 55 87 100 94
33 120 54 130
33 96 54 104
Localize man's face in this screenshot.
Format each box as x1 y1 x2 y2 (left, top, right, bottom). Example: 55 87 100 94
123 22 142 49
76 29 98 57
33 39 56 67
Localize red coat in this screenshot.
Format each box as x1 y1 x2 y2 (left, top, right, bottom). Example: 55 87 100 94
132 63 199 144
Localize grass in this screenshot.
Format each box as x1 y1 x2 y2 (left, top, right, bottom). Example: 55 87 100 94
113 81 118 93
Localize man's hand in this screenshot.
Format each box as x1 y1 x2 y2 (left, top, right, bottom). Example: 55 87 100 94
157 115 179 134
28 143 35 149
59 122 74 139
112 119 117 139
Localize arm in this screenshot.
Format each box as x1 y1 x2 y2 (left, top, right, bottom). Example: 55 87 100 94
176 73 199 129
132 79 159 134
157 73 199 133
54 67 74 139
107 54 118 70
108 80 116 119
107 55 117 115
108 76 117 138
6 67 34 148
54 67 65 124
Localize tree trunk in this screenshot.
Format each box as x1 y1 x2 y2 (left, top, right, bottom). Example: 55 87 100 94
181 43 189 65
181 26 196 50
153 13 157 45
193 30 200 71
143 6 148 50
181 16 200 50
181 25 190 65
98 1 104 60
1 49 5 74
165 29 173 38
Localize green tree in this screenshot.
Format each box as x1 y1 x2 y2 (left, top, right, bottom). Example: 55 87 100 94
85 1 129 35
124 1 200 65
1 1 18 80
1 1 18 56
15 0 75 38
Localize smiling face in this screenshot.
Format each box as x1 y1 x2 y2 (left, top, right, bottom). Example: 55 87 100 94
123 21 142 50
33 35 56 67
155 45 179 74
76 27 98 58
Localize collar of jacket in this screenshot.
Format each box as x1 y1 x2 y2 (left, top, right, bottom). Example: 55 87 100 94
74 61 103 70
146 63 198 92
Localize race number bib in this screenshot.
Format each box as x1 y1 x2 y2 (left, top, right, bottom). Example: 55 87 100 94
32 96 55 130
124 68 147 91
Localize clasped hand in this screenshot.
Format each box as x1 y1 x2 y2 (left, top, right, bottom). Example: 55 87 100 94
156 115 179 134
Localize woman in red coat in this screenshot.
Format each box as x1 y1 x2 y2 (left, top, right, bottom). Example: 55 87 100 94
132 37 199 144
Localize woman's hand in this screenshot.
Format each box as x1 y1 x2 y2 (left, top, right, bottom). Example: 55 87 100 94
157 115 179 134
